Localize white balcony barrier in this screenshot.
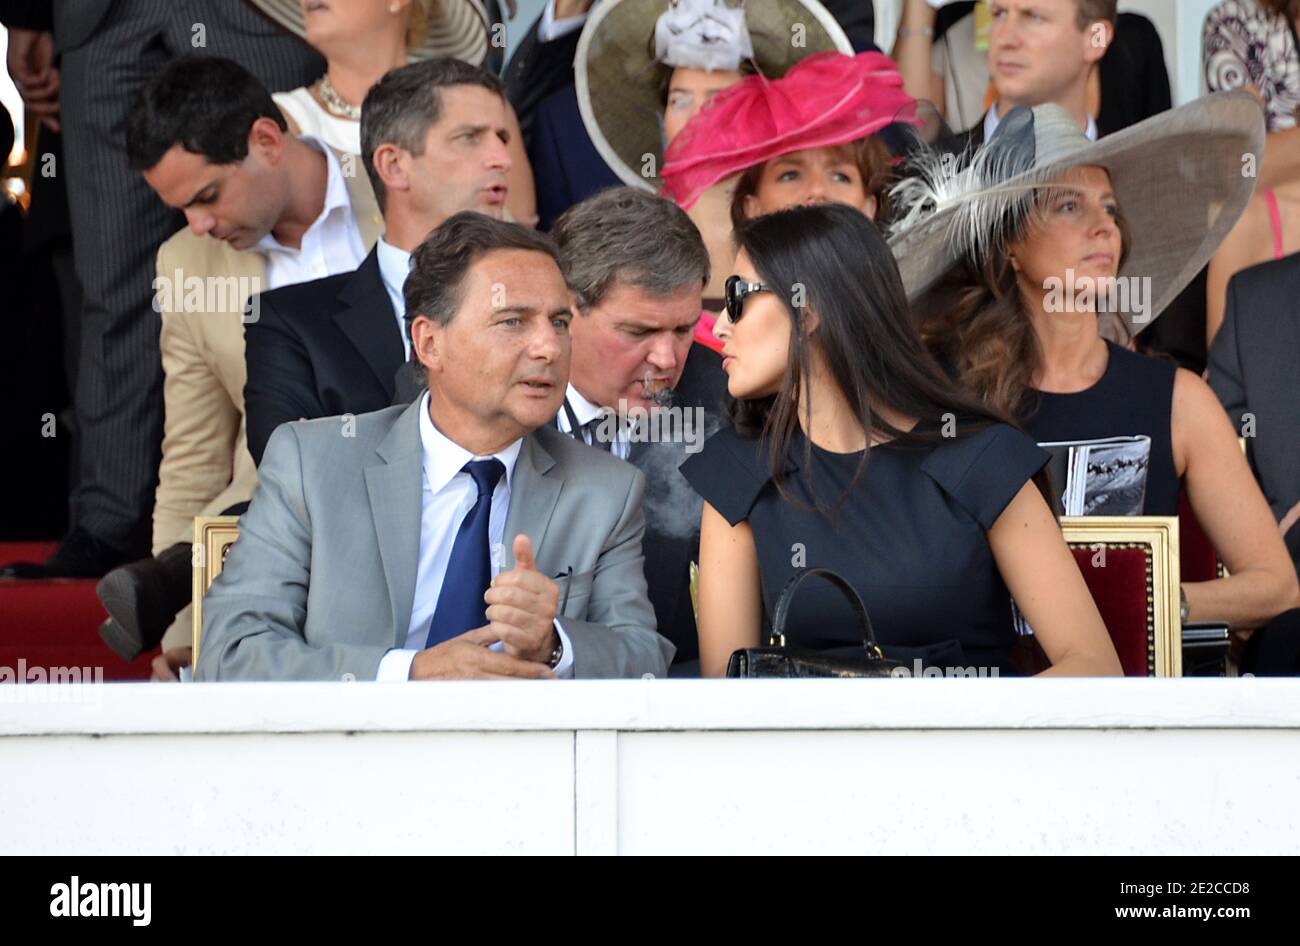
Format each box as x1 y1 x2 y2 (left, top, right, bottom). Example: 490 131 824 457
2 679 1297 854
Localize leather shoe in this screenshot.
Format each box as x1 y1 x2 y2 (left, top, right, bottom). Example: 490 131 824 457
0 527 135 580
94 543 193 659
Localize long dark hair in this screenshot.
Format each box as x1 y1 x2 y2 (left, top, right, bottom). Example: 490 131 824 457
729 203 1022 510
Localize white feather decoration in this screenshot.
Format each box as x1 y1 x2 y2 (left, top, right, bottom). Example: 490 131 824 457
887 109 1056 266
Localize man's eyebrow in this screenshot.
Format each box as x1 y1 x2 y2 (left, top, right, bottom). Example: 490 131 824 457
449 123 490 137
181 180 219 208
615 317 695 332
491 305 573 320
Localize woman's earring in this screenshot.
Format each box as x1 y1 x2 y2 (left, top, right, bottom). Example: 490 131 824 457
389 2 400 12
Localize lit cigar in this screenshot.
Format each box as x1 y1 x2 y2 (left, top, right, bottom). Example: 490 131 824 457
642 371 674 408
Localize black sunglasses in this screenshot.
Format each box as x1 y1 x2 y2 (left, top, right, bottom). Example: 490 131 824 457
724 274 772 323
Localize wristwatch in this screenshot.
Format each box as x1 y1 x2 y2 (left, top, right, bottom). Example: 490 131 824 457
547 634 564 670
1179 585 1190 624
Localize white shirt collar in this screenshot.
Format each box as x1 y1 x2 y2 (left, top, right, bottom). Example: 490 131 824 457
558 383 607 432
376 236 411 315
254 136 352 256
417 391 522 496
984 103 1099 143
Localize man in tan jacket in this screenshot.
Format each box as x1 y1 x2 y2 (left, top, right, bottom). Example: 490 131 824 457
95 57 381 671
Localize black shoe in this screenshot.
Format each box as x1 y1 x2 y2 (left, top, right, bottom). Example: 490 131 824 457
94 543 192 659
0 527 135 580
98 617 146 663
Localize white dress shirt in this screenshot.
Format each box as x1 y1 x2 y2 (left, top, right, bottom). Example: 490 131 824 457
984 102 1099 144
376 236 413 360
538 0 588 42
555 383 633 460
375 392 576 681
254 137 367 290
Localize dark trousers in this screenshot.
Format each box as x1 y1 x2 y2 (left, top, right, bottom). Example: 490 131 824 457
1241 608 1300 677
58 0 322 552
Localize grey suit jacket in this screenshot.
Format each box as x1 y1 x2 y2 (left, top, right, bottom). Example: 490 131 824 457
1208 255 1300 523
196 399 673 681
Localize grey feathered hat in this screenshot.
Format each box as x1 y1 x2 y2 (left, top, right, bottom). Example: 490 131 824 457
887 91 1265 335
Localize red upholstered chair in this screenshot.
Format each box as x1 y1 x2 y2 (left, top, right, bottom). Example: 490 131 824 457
1179 438 1243 583
1059 516 1183 676
1178 491 1223 583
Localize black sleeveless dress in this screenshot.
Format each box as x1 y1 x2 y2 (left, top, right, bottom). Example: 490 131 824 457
1020 341 1180 516
680 423 1049 676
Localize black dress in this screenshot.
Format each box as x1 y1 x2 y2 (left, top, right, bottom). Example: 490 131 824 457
1020 341 1180 516
680 423 1049 676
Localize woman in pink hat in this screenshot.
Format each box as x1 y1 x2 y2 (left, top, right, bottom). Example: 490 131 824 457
661 51 922 350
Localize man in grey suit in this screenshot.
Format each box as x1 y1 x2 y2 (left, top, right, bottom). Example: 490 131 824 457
197 211 671 681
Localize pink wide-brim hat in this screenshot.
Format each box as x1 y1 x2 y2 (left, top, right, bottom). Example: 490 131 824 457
661 51 922 209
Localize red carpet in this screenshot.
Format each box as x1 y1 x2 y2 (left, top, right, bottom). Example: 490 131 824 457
0 543 157 681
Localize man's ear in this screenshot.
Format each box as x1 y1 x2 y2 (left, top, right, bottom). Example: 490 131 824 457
410 314 444 374
1082 20 1113 65
371 142 409 197
247 116 285 165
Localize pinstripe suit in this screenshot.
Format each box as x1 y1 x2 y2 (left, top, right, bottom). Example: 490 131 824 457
55 0 323 554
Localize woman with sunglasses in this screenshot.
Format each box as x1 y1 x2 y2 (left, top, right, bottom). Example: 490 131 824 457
679 203 1121 678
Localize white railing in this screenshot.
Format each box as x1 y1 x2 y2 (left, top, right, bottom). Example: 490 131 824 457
2 679 1297 854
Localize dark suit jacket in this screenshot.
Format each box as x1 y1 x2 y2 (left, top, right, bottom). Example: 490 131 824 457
52 0 111 51
1208 254 1300 526
244 248 406 465
627 344 726 670
0 0 53 30
556 344 727 670
505 9 584 148
530 83 622 231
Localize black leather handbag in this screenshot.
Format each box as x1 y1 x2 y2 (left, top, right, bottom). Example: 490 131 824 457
725 568 905 678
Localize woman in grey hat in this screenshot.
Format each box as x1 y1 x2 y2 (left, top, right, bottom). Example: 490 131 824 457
891 94 1300 643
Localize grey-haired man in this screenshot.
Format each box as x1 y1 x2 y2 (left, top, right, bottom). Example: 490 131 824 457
551 187 727 674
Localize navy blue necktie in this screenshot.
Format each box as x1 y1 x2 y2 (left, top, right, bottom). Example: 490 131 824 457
425 458 506 648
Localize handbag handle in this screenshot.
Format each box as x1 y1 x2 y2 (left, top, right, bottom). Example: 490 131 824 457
769 567 883 658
